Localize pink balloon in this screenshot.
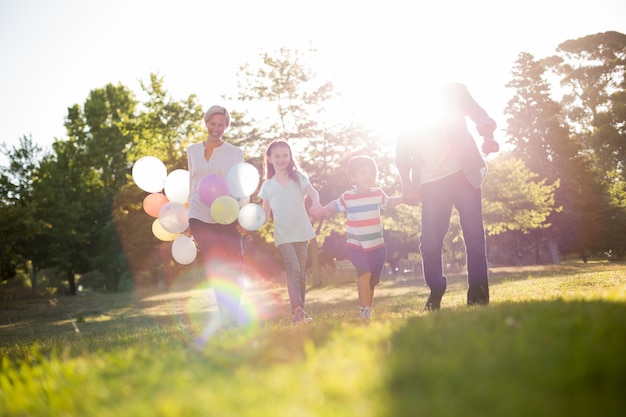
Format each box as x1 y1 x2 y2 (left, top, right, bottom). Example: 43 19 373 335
143 193 169 218
198 174 229 207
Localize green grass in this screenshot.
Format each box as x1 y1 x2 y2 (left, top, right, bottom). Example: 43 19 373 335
1 261 625 416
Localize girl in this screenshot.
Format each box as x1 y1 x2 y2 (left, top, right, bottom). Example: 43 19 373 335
312 155 402 319
258 140 322 324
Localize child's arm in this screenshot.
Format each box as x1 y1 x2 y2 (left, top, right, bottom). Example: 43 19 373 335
305 184 322 213
311 200 339 218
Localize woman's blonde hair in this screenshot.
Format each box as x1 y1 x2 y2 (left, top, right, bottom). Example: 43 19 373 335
204 105 230 127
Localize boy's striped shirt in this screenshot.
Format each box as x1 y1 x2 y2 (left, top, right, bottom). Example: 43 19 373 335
335 188 389 251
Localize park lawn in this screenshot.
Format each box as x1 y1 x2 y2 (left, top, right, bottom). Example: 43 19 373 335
1 261 625 416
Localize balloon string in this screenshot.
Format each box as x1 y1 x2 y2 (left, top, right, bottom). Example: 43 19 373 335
240 234 253 255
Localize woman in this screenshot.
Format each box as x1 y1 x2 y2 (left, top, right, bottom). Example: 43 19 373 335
187 105 245 329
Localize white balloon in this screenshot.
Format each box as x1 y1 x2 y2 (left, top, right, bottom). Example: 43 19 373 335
238 203 266 231
226 162 260 199
158 202 189 234
172 235 197 265
164 169 190 204
132 156 167 193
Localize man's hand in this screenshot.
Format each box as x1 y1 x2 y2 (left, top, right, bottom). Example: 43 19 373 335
401 183 421 206
482 139 499 155
309 205 322 219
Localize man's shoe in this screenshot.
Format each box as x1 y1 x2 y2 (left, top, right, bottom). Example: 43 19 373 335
467 285 489 306
424 295 441 311
467 298 489 307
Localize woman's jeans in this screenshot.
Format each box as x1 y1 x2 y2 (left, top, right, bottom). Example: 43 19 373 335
189 219 243 327
420 171 489 304
278 241 309 312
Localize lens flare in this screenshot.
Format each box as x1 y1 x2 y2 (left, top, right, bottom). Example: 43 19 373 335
148 258 284 360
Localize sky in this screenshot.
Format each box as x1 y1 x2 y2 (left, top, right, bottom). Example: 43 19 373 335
1 0 625 159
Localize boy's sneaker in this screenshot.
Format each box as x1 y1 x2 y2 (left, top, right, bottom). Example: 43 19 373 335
292 307 313 325
359 306 372 319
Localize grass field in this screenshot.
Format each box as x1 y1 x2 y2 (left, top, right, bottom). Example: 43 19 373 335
1 261 625 416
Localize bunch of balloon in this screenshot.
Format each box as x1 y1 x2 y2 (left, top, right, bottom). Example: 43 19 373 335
198 162 265 230
132 156 197 265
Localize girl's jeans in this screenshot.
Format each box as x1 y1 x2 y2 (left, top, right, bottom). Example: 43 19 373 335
278 241 309 312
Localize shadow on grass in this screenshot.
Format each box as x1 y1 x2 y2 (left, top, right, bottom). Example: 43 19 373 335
382 299 626 417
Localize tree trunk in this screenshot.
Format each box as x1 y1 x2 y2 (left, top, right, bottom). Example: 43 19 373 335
27 260 37 290
67 270 77 295
547 237 560 264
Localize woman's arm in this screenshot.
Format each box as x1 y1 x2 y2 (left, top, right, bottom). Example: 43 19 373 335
262 199 271 225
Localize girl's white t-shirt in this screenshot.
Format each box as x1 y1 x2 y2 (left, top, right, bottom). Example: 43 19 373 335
187 141 244 223
259 172 316 246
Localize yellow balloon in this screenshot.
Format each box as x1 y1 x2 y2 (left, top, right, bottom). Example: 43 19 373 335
210 196 240 224
152 219 178 241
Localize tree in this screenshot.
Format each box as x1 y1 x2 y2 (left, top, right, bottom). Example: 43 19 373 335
482 156 559 265
0 135 47 287
552 31 626 172
129 73 205 168
32 139 100 294
3 74 219 293
44 74 206 292
548 31 626 259
116 74 205 288
504 51 595 262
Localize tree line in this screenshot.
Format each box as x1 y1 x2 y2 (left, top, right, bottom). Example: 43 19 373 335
1 32 624 294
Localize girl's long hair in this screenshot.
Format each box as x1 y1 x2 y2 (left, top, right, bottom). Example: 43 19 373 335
264 139 301 185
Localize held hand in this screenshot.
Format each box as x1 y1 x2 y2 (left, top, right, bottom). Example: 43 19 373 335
401 184 421 206
309 205 322 219
482 139 499 155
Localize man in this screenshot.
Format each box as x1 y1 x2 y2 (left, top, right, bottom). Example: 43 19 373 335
396 83 499 310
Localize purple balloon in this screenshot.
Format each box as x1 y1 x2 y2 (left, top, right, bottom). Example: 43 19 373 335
198 174 229 207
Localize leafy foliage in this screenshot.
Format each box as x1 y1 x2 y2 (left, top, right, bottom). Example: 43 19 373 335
483 157 558 235
0 136 47 284
2 32 626 290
